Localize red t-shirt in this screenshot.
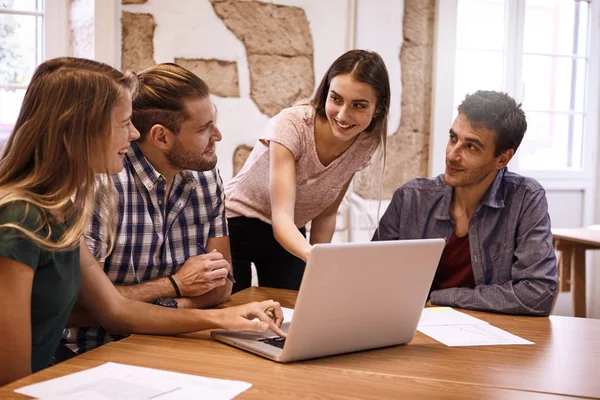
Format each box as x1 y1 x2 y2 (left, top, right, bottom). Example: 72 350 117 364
431 232 476 291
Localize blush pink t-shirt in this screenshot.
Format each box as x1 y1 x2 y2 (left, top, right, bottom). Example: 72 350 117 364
225 105 380 228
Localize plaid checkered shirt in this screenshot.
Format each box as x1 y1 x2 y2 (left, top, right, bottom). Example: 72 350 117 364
62 142 228 354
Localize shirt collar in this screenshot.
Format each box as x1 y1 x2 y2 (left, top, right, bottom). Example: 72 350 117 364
434 167 507 221
128 142 163 191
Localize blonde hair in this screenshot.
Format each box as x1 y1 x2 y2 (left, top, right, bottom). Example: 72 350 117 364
0 57 138 251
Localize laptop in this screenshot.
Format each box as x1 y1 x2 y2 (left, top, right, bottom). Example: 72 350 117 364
211 238 445 362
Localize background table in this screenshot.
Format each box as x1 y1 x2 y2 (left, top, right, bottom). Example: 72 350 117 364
552 227 600 317
2 287 600 399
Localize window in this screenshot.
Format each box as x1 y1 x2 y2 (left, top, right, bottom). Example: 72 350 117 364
0 0 43 141
518 0 589 171
432 0 598 181
0 0 66 143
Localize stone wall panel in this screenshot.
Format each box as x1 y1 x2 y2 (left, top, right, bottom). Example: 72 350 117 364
248 54 314 117
211 0 312 57
175 58 240 98
211 0 314 117
121 12 156 73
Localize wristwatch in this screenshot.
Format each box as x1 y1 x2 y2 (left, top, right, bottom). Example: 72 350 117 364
154 297 178 308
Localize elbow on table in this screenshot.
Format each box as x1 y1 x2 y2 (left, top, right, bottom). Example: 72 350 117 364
518 283 557 317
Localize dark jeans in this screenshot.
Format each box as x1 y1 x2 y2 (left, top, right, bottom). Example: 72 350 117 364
228 217 306 293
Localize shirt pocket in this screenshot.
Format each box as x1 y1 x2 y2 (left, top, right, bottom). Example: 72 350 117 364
197 197 222 225
487 242 515 283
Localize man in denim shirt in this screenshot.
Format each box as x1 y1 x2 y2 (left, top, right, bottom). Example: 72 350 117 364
374 90 557 316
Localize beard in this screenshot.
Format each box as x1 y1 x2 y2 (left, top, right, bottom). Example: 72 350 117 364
165 137 218 172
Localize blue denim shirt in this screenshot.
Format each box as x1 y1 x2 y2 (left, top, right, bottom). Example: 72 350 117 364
373 168 558 316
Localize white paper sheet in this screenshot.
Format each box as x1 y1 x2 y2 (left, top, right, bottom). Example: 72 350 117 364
282 307 294 323
418 307 488 326
417 307 533 346
417 323 534 347
15 362 251 400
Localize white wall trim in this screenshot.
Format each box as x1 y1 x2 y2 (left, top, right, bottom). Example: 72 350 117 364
94 0 120 67
429 0 458 176
44 0 69 59
345 0 356 51
588 0 600 319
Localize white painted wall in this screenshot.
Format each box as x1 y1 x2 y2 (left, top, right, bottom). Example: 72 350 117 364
121 0 403 182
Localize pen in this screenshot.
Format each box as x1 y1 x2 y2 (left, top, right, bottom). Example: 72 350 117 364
198 242 236 284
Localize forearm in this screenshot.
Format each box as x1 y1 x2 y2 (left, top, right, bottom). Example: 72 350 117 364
429 278 557 316
309 213 337 245
272 218 312 261
177 277 232 309
99 296 224 335
68 277 177 326
116 277 175 302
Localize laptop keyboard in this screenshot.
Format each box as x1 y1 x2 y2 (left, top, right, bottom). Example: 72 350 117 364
259 337 286 349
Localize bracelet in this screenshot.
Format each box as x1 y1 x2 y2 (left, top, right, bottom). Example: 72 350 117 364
167 275 181 298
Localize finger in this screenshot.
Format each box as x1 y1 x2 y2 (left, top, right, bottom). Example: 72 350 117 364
209 259 230 270
212 277 227 287
200 251 224 261
207 266 229 281
262 300 284 326
254 303 287 338
236 318 270 333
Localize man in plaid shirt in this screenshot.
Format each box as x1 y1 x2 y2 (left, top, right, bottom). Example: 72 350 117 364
62 63 233 354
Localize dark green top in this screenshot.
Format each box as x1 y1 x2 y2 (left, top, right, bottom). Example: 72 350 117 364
0 202 80 372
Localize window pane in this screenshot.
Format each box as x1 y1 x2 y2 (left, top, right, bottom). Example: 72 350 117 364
518 112 583 170
522 55 587 112
0 87 24 140
453 50 504 109
0 0 42 12
0 12 39 85
523 0 589 56
456 0 505 51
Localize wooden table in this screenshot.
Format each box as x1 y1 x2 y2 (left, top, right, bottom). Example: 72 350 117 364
3 287 600 399
552 228 600 317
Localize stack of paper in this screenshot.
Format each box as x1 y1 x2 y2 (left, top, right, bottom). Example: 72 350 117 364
417 307 533 347
15 362 251 400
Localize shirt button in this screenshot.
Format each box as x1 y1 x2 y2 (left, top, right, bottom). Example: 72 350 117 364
158 176 164 182
158 200 163 205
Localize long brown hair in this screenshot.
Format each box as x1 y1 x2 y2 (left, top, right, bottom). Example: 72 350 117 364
0 57 138 251
311 49 391 231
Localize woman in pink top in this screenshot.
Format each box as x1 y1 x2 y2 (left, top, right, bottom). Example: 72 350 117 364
226 50 390 292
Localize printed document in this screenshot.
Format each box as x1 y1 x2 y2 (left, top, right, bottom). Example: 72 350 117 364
417 307 534 347
15 362 251 400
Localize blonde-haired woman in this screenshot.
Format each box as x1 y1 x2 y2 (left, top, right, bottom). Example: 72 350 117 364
0 57 284 385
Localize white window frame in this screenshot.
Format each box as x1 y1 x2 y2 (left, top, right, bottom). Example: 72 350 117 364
0 0 68 71
45 0 69 59
430 0 600 224
0 0 68 137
